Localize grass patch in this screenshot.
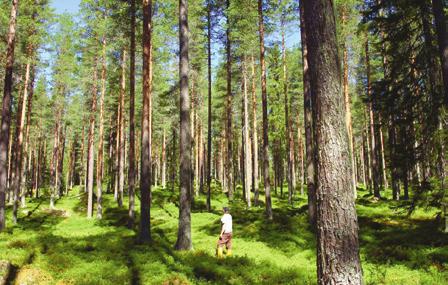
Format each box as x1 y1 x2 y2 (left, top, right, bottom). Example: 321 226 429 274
0 184 446 284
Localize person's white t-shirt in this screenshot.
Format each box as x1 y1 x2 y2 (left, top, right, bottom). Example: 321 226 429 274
221 213 232 233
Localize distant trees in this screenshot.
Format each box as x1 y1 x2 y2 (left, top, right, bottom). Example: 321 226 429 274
0 0 446 282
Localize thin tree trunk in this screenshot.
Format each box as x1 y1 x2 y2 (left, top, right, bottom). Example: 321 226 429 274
341 12 357 195
225 0 233 201
360 134 366 186
365 37 380 198
195 115 199 196
432 0 448 105
6 129 13 203
162 129 166 188
300 1 316 225
87 58 98 218
128 0 136 228
50 118 60 209
114 99 120 201
140 0 153 242
118 50 126 207
243 62 252 208
96 37 107 219
303 0 363 283
206 0 212 212
175 0 192 250
198 124 204 194
282 17 295 205
297 118 304 196
80 125 85 189
57 126 65 197
379 125 388 189
0 0 19 232
258 0 272 220
22 64 36 205
251 55 259 206
12 61 31 223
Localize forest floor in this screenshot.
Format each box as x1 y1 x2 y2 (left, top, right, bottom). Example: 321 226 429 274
0 183 447 285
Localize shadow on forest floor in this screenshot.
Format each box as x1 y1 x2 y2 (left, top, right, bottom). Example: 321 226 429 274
0 185 447 284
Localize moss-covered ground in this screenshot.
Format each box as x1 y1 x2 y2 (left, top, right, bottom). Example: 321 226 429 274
0 184 446 284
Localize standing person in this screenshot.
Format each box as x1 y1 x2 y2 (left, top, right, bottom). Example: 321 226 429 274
217 207 233 258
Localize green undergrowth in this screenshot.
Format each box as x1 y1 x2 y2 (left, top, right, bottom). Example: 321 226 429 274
0 183 446 284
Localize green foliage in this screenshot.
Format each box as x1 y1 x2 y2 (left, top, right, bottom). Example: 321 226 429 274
0 187 447 284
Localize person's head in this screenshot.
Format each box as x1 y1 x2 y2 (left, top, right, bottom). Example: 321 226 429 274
223 207 229 214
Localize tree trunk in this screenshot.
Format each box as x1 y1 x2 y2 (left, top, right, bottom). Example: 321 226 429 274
175 0 192 250
50 118 60 209
341 13 357 195
432 0 448 105
87 58 98 218
58 126 66 196
80 125 85 189
162 129 166 188
303 0 363 283
360 133 366 186
300 1 316 225
12 61 31 223
258 0 272 220
118 50 126 207
379 125 388 189
225 0 233 201
128 0 136 227
243 62 252 208
206 0 212 212
251 55 259 206
282 18 295 205
0 0 19 232
22 64 36 205
365 37 381 198
114 98 120 201
171 127 177 192
96 37 107 219
140 0 153 242
297 118 304 196
364 118 373 193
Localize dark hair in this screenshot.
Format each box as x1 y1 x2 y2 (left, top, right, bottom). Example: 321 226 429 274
223 207 229 213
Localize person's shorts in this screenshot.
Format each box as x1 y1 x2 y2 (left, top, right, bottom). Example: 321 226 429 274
217 232 232 249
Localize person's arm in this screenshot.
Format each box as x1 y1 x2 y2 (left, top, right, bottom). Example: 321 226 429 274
220 216 225 237
220 224 225 238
